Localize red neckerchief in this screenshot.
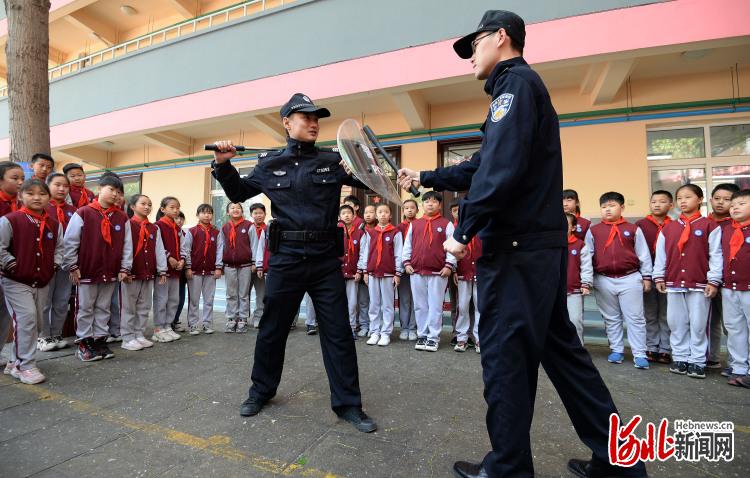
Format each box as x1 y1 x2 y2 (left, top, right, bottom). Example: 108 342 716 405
375 224 396 267
645 215 672 253
467 236 479 259
729 219 750 262
49 199 68 227
400 220 412 239
677 213 702 253
0 191 18 212
602 218 626 249
158 216 180 253
20 207 51 254
198 223 214 258
227 218 244 249
422 213 443 246
708 213 731 224
89 200 118 247
70 184 91 207
131 216 150 257
344 223 357 257
568 234 578 244
254 222 266 239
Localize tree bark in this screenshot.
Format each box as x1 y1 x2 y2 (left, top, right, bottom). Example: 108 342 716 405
3 0 52 163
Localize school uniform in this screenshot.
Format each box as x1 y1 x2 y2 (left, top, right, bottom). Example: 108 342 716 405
153 217 183 330
653 214 723 367
121 217 167 342
41 200 77 339
340 223 365 332
720 219 750 375
708 214 733 364
357 224 376 333
585 220 652 359
573 215 591 241
182 224 223 329
566 235 593 345
220 218 254 324
0 193 20 356
63 202 133 341
636 215 672 354
250 222 267 328
455 236 483 344
359 224 403 338
67 185 95 208
396 220 416 335
0 210 63 371
402 214 457 344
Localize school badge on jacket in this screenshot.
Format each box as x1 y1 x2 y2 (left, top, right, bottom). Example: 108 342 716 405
490 93 514 122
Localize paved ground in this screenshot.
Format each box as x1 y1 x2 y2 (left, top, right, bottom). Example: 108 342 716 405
1 316 748 478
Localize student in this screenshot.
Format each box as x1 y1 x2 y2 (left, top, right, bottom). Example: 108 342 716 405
397 199 418 341
121 194 167 351
107 192 127 343
654 184 723 379
359 203 403 346
707 183 740 370
363 204 377 230
63 173 132 362
402 191 456 352
152 197 184 343
30 153 54 182
221 202 253 333
63 163 95 208
339 205 365 338
172 211 188 332
182 203 223 335
342 195 364 229
0 161 24 371
636 190 674 363
302 293 317 334
563 189 590 241
448 201 460 345
37 173 76 352
0 179 63 383
723 189 750 387
453 210 483 353
249 203 267 328
356 204 378 336
565 213 592 345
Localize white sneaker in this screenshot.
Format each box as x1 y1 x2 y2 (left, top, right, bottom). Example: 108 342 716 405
366 334 380 346
37 337 57 352
136 336 154 348
475 344 481 354
151 328 174 343
11 366 46 384
166 328 181 341
121 339 144 351
3 361 15 375
399 330 409 340
106 335 122 343
377 334 391 346
189 325 201 336
408 331 418 341
53 336 70 349
357 328 369 338
203 324 214 334
172 322 187 332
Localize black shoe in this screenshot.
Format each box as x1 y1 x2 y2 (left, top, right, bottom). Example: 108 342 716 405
467 337 476 348
239 397 266 417
687 363 706 379
306 325 317 335
567 458 648 477
76 338 102 362
450 336 458 347
452 461 488 478
94 338 115 359
669 361 688 375
335 406 377 433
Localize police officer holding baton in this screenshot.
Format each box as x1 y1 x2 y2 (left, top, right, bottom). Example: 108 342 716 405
211 93 377 433
398 11 647 478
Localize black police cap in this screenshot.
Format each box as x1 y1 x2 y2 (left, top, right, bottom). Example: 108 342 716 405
279 93 331 119
453 10 526 59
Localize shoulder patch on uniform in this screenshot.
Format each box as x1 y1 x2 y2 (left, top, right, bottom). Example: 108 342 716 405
490 93 514 123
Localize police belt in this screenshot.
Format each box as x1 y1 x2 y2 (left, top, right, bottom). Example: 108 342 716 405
280 230 338 242
482 230 567 251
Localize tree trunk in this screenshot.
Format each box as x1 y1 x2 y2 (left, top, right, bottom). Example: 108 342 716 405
3 0 51 163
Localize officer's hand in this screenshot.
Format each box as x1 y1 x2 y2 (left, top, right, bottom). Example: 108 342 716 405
213 140 237 164
704 284 718 299
643 280 652 293
363 273 369 285
185 269 193 280
405 265 414 275
443 236 467 260
70 269 81 286
656 282 666 294
397 168 420 191
439 267 452 278
213 269 222 279
394 275 401 287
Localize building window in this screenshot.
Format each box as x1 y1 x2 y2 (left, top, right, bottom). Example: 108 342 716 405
210 166 263 229
710 124 750 157
647 127 705 160
438 140 481 218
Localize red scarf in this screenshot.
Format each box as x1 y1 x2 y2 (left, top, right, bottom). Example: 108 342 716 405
344 224 357 258
158 216 180 254
89 200 118 247
401 220 412 239
0 191 18 212
254 222 266 239
644 215 671 253
375 224 396 267
422 214 443 246
131 216 150 257
602 218 626 250
728 219 750 263
198 223 214 258
677 213 702 253
70 184 91 207
21 207 51 253
49 199 68 227
568 234 578 244
227 218 244 249
708 213 731 223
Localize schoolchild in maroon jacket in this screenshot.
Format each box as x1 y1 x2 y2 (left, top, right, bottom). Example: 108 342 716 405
182 203 223 335
152 196 184 343
63 163 95 208
64 173 132 362
249 203 267 328
0 179 63 384
37 173 77 353
636 190 673 363
396 199 418 341
359 204 403 347
563 189 590 241
453 208 484 354
120 194 167 352
0 161 24 372
338 204 365 338
342 195 364 230
220 202 254 333
565 213 592 346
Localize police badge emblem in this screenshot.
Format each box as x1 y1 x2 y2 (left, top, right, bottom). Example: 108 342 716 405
490 93 514 123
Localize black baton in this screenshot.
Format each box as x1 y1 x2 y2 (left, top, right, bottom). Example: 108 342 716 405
362 125 420 197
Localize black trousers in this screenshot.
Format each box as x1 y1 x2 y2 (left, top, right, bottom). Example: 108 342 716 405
477 247 646 477
248 254 362 410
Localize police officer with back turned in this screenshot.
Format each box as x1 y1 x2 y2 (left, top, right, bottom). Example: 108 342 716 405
398 11 648 478
211 93 377 434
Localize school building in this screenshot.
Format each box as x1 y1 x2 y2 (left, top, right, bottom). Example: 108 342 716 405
0 0 749 221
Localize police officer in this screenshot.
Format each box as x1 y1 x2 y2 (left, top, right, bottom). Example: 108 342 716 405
211 93 377 433
398 11 647 478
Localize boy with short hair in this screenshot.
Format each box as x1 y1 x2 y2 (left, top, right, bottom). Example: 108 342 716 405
585 191 652 369
249 203 267 328
339 204 365 338
343 195 364 229
636 190 674 363
182 203 223 335
63 173 133 362
63 163 95 208
403 191 456 352
397 199 418 341
30 153 54 182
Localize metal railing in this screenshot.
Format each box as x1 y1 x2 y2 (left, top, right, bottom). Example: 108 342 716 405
0 0 292 97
